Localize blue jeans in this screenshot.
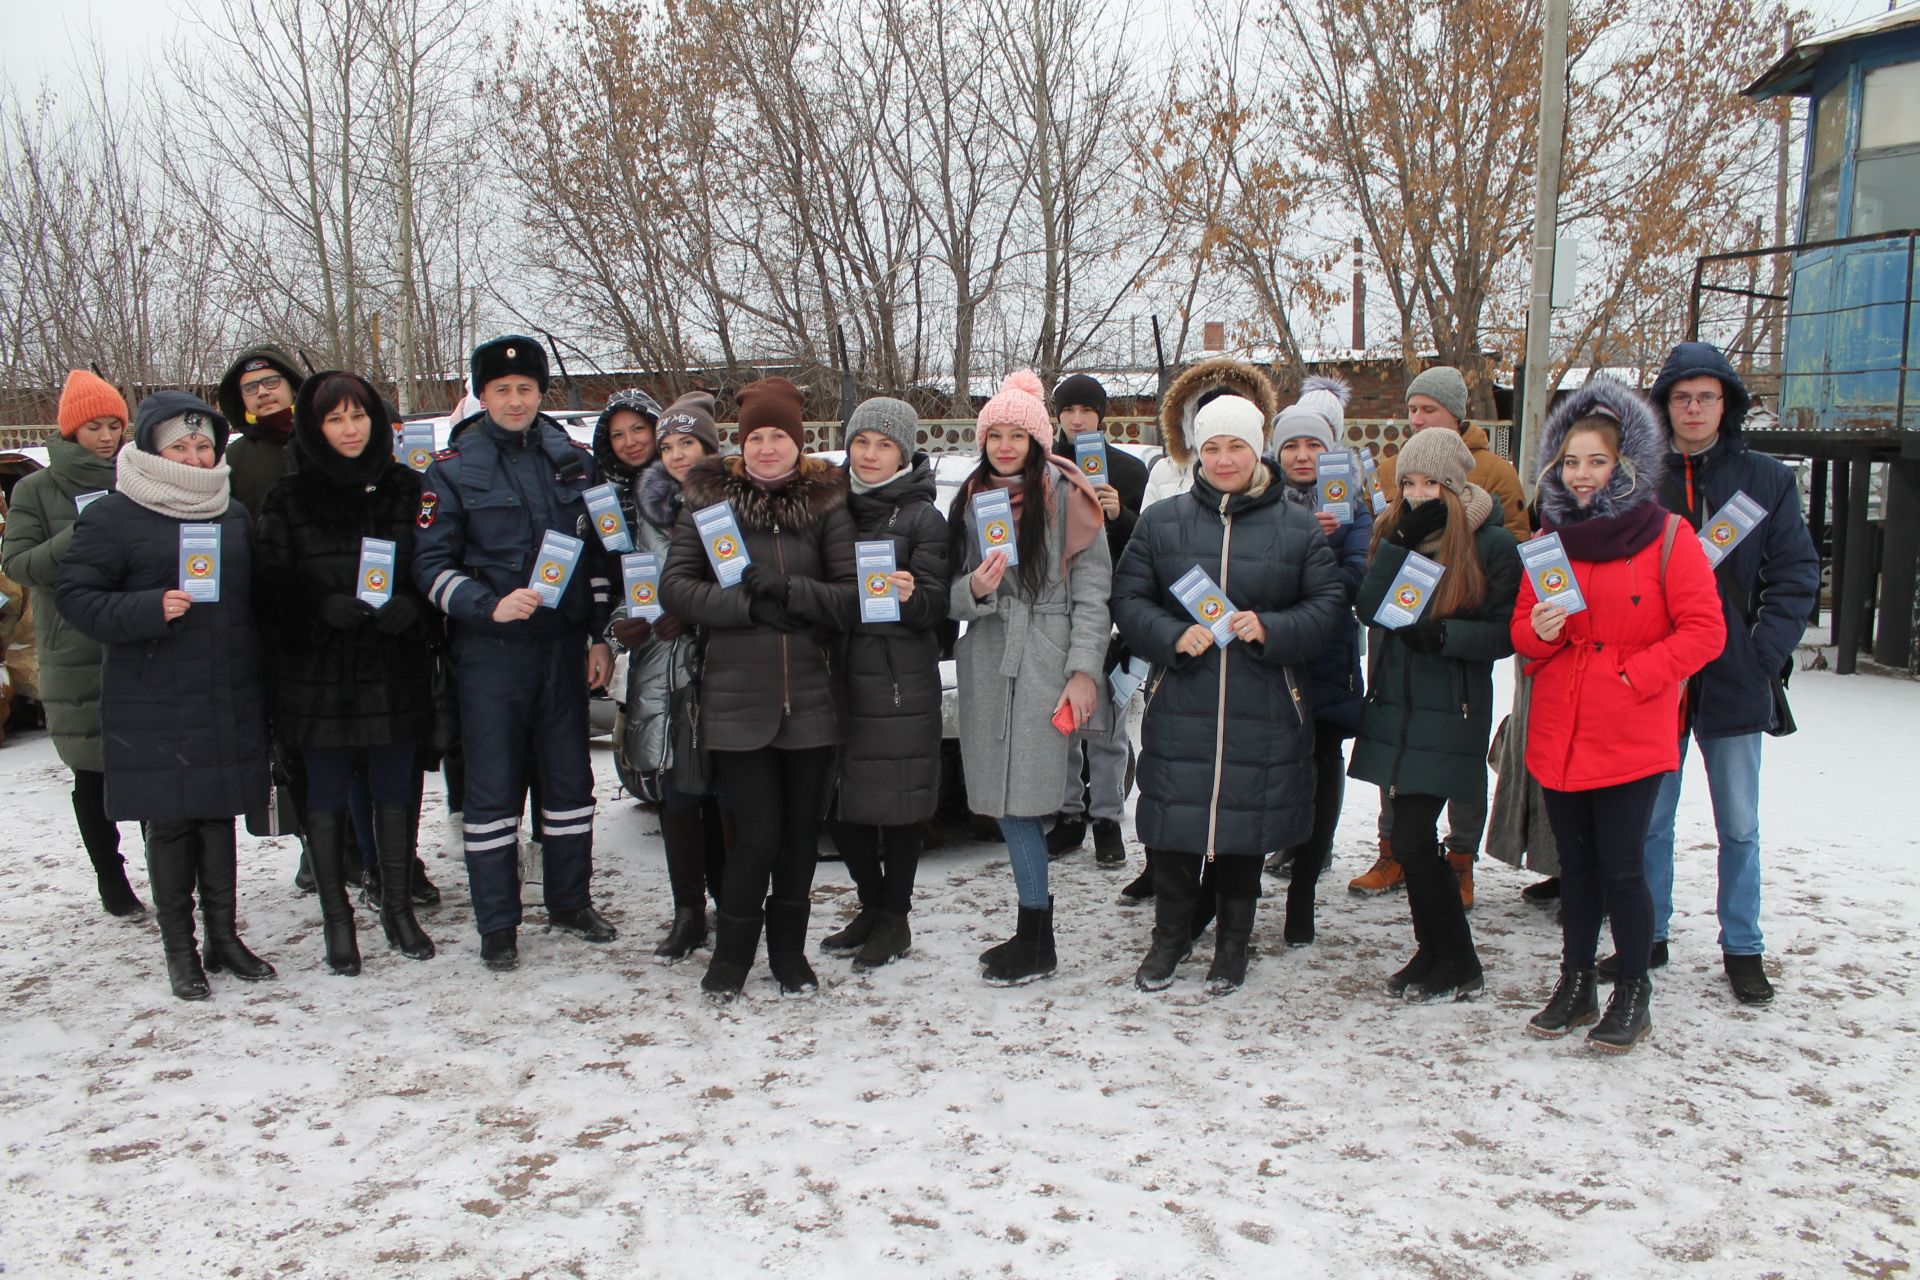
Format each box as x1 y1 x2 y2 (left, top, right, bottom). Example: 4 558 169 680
1643 731 1765 955
999 816 1051 909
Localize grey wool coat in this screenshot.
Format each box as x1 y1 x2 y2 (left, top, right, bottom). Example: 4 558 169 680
948 475 1113 819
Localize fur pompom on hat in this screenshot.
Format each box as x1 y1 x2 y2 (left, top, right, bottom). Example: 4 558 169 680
1272 375 1350 451
1191 394 1267 458
57 370 130 438
1392 425 1476 496
1405 365 1469 426
976 369 1054 450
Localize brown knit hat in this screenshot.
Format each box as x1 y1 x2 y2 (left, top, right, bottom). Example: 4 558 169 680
1392 425 1476 495
57 370 130 438
735 377 806 452
657 390 721 454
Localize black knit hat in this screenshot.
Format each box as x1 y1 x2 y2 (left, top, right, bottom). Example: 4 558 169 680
471 335 550 395
1052 373 1109 419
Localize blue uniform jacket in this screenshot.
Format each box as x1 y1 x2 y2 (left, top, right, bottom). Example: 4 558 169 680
1650 343 1818 738
412 413 614 639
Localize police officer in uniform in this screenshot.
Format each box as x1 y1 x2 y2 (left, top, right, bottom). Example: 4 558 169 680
413 336 619 970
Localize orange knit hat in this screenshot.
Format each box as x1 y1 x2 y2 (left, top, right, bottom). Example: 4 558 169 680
57 370 130 438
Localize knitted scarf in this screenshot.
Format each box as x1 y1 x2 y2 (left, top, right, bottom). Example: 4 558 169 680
116 447 232 520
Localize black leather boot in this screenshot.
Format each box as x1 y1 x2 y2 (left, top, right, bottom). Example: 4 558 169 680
1386 868 1438 996
196 822 275 982
1283 848 1322 948
374 804 434 960
1207 896 1257 995
821 906 880 956
404 803 440 906
654 905 708 963
701 908 764 1004
304 809 361 976
75 785 143 917
145 823 208 1001
1135 859 1197 991
1527 965 1600 1038
983 900 1056 986
1588 976 1653 1053
481 928 518 972
1117 847 1156 905
1402 859 1482 1004
852 911 912 972
765 897 818 995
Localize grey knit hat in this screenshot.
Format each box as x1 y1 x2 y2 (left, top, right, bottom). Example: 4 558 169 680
1272 375 1350 451
1392 425 1476 496
1406 365 1469 426
656 390 720 453
845 396 919 460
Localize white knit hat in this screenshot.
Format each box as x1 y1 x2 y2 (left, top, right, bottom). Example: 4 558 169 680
1272 375 1350 451
1190 394 1266 456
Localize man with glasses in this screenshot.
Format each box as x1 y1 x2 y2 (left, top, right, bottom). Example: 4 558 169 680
1615 342 1816 1007
216 344 306 520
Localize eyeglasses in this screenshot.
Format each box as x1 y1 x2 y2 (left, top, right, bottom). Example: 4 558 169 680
240 374 286 398
1669 392 1721 409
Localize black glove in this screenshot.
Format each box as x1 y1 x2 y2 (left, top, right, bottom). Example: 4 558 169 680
749 596 807 632
319 594 375 630
653 614 686 642
609 616 653 648
1390 498 1449 548
741 564 792 604
1399 617 1447 654
374 595 421 635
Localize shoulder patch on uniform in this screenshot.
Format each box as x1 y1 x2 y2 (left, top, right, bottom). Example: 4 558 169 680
433 447 459 460
417 491 439 528
572 439 592 452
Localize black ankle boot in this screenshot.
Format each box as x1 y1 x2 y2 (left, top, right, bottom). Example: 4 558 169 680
654 905 708 963
852 911 912 972
1092 818 1125 867
1135 861 1197 991
1598 939 1668 982
374 804 434 960
409 856 442 907
701 909 764 1004
821 905 879 956
481 928 518 972
1117 848 1156 905
304 810 362 976
196 823 275 981
1588 976 1653 1053
984 900 1056 986
765 898 818 995
75 786 144 917
1206 896 1256 995
1046 816 1086 858
146 825 208 1001
1527 965 1599 1038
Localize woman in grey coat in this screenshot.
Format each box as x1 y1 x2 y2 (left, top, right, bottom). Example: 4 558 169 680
948 371 1112 986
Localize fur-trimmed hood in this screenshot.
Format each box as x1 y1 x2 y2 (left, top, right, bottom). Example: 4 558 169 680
681 453 848 534
1159 358 1281 470
1536 376 1667 525
637 457 689 531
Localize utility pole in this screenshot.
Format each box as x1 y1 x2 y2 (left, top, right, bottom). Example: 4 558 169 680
1516 0 1570 498
1351 237 1366 350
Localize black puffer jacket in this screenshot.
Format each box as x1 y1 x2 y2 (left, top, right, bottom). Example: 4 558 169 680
659 454 857 753
1112 467 1346 858
832 458 951 826
251 374 435 750
55 391 269 822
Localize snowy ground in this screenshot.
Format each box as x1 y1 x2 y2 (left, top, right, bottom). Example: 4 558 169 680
2 661 1916 1279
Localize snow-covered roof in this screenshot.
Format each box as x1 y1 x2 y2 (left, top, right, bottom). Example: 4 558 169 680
1747 3 1920 99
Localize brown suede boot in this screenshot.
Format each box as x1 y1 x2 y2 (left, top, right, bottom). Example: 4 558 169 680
1449 852 1476 912
1348 839 1403 895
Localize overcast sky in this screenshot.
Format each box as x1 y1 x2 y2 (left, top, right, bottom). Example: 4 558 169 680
3 0 1908 88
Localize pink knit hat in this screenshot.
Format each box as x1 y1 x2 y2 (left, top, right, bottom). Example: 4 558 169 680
975 369 1054 450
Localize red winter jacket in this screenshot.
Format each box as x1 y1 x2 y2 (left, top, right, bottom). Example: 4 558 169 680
1511 519 1727 792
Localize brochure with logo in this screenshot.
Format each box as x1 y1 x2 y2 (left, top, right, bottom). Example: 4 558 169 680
74 489 108 512
1372 550 1445 629
971 489 1020 567
582 483 633 552
528 530 585 607
856 540 900 624
1517 532 1586 615
1354 447 1389 515
399 422 436 472
1108 654 1152 708
620 551 663 621
357 537 397 608
692 501 752 587
1316 452 1356 524
178 523 222 603
1074 431 1109 483
1698 491 1767 567
1171 565 1239 647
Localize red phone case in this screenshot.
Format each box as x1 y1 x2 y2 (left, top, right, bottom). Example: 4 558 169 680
1051 702 1078 736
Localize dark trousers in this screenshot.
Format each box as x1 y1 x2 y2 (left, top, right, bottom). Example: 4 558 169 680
455 632 596 935
71 768 121 869
711 746 834 917
827 819 926 914
1392 791 1479 967
1544 775 1663 978
1286 722 1346 882
1163 850 1263 899
305 744 417 811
